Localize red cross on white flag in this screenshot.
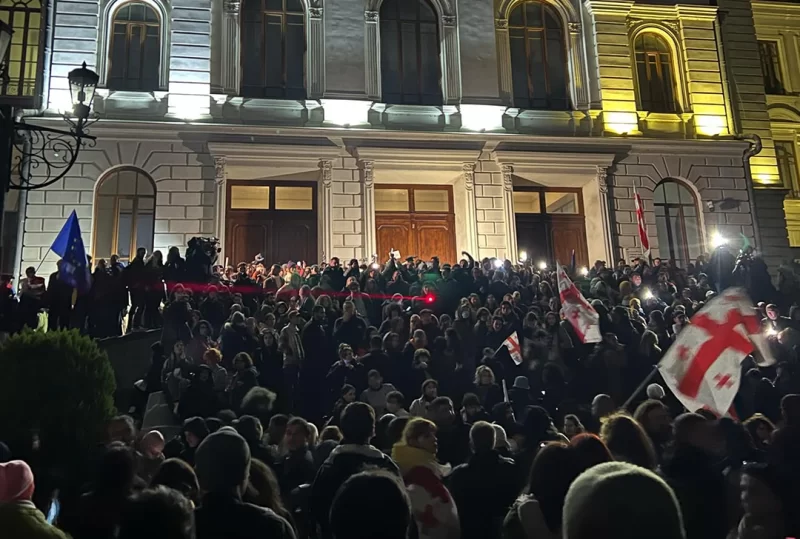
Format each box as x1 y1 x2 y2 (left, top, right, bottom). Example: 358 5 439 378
556 263 602 344
502 331 524 365
658 288 774 416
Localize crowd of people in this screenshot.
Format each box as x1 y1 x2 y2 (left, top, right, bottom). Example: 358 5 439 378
1 244 800 539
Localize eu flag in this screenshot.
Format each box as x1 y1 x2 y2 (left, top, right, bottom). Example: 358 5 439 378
50 210 91 292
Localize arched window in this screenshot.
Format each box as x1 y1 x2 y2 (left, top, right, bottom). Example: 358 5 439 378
633 33 679 113
107 2 161 91
508 1 569 110
241 0 306 99
380 0 442 106
93 169 156 262
653 180 702 267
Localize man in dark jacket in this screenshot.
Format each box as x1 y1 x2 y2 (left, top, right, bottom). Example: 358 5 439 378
322 257 346 292
448 421 521 539
333 301 367 352
47 260 74 331
194 429 296 539
310 402 400 539
277 417 317 498
125 247 148 330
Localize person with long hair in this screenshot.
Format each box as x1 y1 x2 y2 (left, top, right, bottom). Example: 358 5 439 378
244 459 296 535
472 365 503 412
599 413 658 470
743 413 775 451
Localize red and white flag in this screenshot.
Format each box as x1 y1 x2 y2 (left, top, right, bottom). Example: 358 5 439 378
634 187 651 259
658 288 774 417
501 331 523 365
557 264 602 343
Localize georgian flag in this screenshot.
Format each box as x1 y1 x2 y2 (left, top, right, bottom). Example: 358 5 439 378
634 187 651 259
658 288 774 416
502 332 523 365
557 264 602 343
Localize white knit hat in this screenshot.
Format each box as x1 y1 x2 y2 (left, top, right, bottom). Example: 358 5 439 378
563 461 685 539
646 383 666 400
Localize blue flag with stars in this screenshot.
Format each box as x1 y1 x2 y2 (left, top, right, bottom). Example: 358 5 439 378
50 210 91 292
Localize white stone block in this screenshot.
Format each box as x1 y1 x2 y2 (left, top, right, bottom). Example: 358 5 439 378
343 183 361 195
79 192 94 204
331 208 344 220
157 193 171 205
27 192 44 204
483 210 505 221
27 205 63 218
475 198 494 210
200 220 214 234
352 195 362 207
42 219 69 232
171 166 203 179
474 173 492 185
344 208 361 219
333 233 344 246
186 206 213 219
63 177 96 190
484 235 506 248
201 193 215 205
157 180 187 192
171 192 202 206
333 182 345 195
155 220 169 233
343 234 362 247
74 205 93 218
22 247 41 261
154 234 185 247
186 179 214 193
46 191 80 204
332 169 354 181
156 206 186 219
333 221 355 233
24 232 57 247
477 222 495 235
481 185 503 197
342 157 358 169
332 194 353 207
170 220 200 234
25 219 43 232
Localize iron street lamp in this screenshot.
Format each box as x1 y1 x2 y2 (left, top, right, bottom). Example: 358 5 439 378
0 18 100 266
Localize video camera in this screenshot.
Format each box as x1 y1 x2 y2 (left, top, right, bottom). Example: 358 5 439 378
185 236 220 282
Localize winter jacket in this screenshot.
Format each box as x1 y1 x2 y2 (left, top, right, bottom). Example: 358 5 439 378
310 443 400 539
447 450 522 539
195 492 296 539
0 502 68 539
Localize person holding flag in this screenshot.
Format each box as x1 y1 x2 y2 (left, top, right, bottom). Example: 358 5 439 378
634 187 651 262
556 262 601 344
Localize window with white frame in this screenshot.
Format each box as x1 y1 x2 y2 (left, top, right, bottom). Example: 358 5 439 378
107 2 161 91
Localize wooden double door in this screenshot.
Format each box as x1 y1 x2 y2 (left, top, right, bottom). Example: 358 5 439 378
514 188 589 267
226 181 317 266
375 185 457 264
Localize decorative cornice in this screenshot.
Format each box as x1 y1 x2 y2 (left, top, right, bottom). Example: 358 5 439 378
309 6 323 19
214 157 226 184
365 10 378 22
320 160 333 186
362 161 375 187
223 0 241 14
463 163 475 191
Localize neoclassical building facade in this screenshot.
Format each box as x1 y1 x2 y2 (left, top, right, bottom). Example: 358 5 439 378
3 0 794 277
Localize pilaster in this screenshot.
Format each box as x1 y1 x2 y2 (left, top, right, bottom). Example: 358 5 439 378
495 19 513 105
441 16 462 104
308 7 325 98
214 157 227 263
501 164 518 260
597 166 614 263
221 0 241 95
361 161 377 259
319 160 333 261
364 11 381 100
463 164 479 256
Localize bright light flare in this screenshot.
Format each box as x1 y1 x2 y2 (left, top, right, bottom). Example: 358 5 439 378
493 259 503 269
580 266 589 276
765 327 778 337
711 231 728 249
538 261 547 270
519 251 528 263
643 289 653 300
371 262 380 270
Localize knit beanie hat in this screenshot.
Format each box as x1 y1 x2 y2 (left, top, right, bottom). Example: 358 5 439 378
183 417 209 440
563 461 685 539
195 430 251 493
646 384 666 400
0 460 35 503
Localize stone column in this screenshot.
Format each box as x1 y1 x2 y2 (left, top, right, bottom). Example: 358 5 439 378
222 0 241 95
495 19 513 104
214 157 228 262
501 164 517 260
441 16 461 104
463 163 479 256
361 161 377 259
364 11 381 100
308 7 325 98
597 166 614 263
319 160 333 261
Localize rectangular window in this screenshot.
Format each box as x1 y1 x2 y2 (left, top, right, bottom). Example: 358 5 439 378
375 189 410 212
775 141 800 197
513 191 542 213
544 192 579 214
230 185 270 210
275 186 313 210
0 4 42 99
413 189 449 212
758 41 784 95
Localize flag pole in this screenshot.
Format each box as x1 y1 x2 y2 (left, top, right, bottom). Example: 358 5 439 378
621 365 660 411
34 248 52 274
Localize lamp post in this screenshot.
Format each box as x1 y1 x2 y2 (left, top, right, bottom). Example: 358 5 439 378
0 20 99 265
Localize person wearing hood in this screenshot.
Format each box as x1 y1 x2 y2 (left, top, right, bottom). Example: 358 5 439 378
178 364 219 420
186 319 214 363
0 460 68 539
220 311 258 367
448 421 520 539
310 402 400 539
392 417 460 539
229 352 259 412
179 416 209 466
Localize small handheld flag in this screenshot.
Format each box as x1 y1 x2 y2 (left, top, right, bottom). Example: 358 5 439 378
634 187 651 260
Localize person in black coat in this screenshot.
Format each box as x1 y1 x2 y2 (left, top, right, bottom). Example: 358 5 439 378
300 305 335 421
322 258 346 293
332 302 367 352
125 247 148 330
310 402 400 539
448 421 522 539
